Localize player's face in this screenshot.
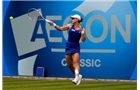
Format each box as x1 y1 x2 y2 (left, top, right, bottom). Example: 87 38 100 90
71 18 79 24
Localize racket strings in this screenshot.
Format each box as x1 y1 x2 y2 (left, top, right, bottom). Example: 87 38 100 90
28 9 42 21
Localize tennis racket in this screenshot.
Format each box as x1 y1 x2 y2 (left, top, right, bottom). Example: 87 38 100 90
28 8 50 22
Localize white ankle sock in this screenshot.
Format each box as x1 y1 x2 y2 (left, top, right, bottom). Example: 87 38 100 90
75 69 79 75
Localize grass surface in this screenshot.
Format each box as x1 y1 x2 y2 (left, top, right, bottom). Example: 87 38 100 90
3 77 137 90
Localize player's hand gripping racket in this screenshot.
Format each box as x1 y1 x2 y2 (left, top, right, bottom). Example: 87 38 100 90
28 8 50 22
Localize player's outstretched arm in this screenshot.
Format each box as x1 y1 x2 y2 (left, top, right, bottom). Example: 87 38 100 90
48 21 71 31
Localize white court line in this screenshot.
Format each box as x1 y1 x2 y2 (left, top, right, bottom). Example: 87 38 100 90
51 48 116 53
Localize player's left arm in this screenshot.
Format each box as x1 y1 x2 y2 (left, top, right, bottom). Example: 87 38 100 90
80 28 86 42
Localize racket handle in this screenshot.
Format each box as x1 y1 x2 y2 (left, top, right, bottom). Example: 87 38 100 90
45 19 50 22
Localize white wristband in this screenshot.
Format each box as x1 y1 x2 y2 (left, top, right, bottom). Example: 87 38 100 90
53 23 57 27
81 30 85 34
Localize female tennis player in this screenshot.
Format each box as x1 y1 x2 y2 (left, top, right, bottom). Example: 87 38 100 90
48 14 86 85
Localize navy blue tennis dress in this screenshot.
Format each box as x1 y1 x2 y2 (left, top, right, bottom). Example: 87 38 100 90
65 25 82 55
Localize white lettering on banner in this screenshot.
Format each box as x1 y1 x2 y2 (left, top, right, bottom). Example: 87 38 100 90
61 58 67 66
61 58 101 67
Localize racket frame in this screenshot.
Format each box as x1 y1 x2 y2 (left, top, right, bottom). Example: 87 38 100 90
28 8 50 22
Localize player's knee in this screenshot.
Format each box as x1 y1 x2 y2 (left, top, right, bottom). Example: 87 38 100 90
74 61 79 66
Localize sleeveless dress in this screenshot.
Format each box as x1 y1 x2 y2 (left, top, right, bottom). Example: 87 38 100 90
65 25 81 55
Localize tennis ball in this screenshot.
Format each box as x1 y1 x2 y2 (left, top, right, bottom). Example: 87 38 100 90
9 16 13 20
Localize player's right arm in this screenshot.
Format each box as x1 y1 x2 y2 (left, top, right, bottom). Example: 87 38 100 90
48 21 71 31
54 24 71 31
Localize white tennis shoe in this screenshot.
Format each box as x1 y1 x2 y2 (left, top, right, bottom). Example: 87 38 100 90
76 74 82 85
72 74 82 85
72 77 78 84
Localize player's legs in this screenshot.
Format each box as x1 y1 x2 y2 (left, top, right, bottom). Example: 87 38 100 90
65 54 75 74
65 53 82 85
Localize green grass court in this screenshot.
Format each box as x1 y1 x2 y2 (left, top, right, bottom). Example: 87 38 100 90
3 77 137 90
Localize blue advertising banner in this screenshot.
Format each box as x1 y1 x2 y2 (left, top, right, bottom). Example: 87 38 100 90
3 0 137 80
